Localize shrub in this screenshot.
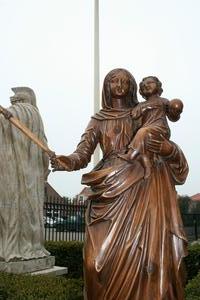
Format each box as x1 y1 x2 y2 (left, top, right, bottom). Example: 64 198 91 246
45 241 84 278
185 244 200 281
0 272 83 300
185 272 200 300
44 241 200 281
0 240 198 299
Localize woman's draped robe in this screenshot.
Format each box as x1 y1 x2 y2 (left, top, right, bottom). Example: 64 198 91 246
0 103 49 262
66 112 188 300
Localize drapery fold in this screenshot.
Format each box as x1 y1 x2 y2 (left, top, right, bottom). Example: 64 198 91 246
66 113 188 300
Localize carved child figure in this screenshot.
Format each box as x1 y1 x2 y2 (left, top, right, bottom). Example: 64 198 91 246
119 76 183 179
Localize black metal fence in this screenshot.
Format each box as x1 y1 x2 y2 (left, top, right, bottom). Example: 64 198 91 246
44 200 87 242
43 200 200 242
182 213 200 241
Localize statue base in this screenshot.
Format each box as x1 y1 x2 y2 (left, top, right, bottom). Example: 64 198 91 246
31 266 68 276
0 256 55 274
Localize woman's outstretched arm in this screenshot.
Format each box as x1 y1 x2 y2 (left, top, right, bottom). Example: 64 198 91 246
51 118 100 172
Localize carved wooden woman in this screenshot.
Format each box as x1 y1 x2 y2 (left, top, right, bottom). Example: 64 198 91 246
52 68 188 300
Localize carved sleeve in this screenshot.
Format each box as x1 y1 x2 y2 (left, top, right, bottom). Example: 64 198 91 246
66 118 100 171
131 105 143 120
165 142 189 185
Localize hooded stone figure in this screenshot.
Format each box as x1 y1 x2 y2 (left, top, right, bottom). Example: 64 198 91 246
0 87 49 262
10 87 37 106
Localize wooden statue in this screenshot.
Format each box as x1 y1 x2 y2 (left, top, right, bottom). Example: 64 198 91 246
119 76 183 179
51 69 188 300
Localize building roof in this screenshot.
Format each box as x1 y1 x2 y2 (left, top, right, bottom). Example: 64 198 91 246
191 193 200 201
45 182 63 202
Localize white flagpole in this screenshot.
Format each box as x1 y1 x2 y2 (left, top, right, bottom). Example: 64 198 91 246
93 0 100 165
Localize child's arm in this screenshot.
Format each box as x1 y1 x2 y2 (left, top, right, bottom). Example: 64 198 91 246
131 103 154 120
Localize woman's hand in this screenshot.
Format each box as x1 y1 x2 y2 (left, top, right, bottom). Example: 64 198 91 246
146 133 174 157
50 155 72 172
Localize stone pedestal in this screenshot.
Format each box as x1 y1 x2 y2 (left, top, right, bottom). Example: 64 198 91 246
31 266 68 276
0 256 55 274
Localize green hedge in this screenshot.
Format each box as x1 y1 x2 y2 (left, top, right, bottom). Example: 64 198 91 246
0 241 198 299
45 241 200 281
0 272 83 300
185 244 200 281
185 272 200 300
45 241 83 278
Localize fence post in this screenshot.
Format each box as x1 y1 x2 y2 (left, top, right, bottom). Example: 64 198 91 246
194 215 198 240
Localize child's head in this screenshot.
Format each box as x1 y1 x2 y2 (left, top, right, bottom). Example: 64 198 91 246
139 76 163 100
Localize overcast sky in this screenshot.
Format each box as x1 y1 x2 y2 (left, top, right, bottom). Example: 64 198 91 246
0 0 199 197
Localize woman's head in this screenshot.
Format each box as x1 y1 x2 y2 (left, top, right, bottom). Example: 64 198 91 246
102 68 138 109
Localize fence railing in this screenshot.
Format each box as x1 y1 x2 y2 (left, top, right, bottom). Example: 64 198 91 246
43 199 200 242
44 200 87 242
182 213 200 241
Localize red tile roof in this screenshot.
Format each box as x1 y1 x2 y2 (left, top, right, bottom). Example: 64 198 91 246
191 193 200 201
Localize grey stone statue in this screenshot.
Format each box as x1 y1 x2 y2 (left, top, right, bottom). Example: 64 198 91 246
0 87 50 262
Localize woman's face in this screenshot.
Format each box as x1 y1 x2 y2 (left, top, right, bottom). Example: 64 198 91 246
110 71 130 98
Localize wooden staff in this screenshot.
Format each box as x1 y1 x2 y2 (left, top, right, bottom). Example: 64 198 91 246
0 104 67 169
